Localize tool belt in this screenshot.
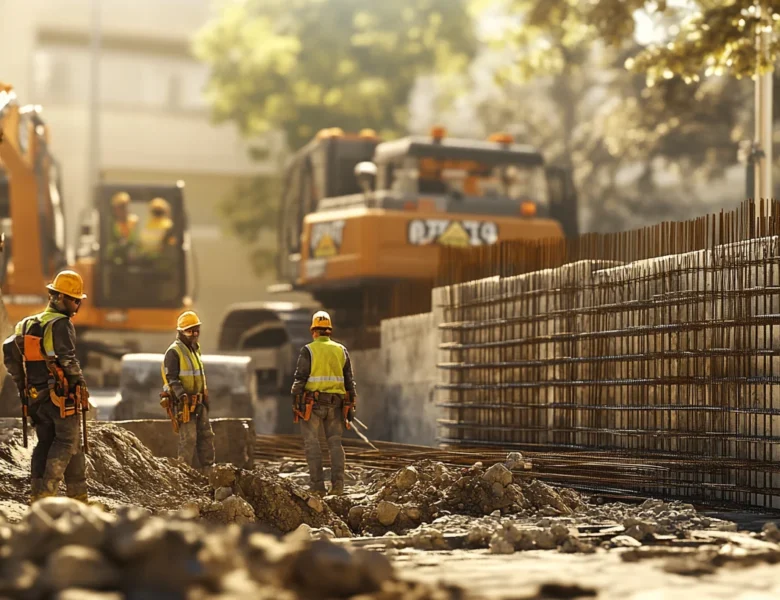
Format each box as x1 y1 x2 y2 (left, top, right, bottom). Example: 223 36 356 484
160 390 205 432
46 361 89 419
293 391 316 423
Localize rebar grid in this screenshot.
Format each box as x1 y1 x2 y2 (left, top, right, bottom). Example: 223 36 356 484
433 199 780 509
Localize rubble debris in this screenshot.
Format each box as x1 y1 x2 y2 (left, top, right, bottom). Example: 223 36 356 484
202 464 352 537
333 460 585 535
0 497 465 599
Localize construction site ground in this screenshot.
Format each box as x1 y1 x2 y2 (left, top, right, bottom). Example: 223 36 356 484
2 424 780 599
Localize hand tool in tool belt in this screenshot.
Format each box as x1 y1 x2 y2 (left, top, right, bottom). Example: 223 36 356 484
180 393 204 424
20 386 33 448
46 361 90 451
160 390 179 433
292 392 316 423
342 392 357 429
76 384 90 453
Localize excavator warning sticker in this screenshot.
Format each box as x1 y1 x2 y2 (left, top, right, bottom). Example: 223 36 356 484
407 219 498 248
310 220 346 258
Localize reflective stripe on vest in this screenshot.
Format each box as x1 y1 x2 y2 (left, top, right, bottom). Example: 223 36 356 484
15 309 68 359
161 339 206 395
305 337 347 394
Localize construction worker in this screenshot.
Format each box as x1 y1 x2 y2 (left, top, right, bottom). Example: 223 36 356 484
161 311 215 474
291 310 357 497
2 270 89 503
139 197 177 262
106 191 139 265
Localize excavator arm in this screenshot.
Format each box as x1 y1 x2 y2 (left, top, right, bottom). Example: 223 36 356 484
0 82 57 297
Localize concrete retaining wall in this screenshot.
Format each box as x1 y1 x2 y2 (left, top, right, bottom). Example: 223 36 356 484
351 312 438 445
112 418 255 469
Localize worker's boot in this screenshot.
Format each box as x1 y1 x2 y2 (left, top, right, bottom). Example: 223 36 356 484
29 478 43 504
329 480 344 496
39 478 60 500
309 482 327 497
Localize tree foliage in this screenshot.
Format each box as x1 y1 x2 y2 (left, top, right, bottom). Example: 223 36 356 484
627 1 780 84
473 0 759 231
217 174 282 277
194 0 478 151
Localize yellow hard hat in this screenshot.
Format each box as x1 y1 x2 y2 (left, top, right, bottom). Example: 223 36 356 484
112 192 130 207
46 270 87 299
177 311 202 331
150 197 170 214
310 310 332 331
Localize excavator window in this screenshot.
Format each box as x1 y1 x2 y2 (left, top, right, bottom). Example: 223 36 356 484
384 154 549 206
94 184 187 309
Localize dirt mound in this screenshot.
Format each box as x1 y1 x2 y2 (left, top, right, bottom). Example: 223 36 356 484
200 464 351 537
327 460 585 535
0 426 348 537
0 497 465 599
86 424 209 509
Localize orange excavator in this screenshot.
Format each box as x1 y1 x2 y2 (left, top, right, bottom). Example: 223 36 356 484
0 81 193 378
216 125 578 432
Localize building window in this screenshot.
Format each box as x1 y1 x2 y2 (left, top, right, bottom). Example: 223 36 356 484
33 43 209 113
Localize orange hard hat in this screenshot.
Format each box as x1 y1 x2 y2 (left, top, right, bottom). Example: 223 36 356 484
46 270 87 299
177 311 202 331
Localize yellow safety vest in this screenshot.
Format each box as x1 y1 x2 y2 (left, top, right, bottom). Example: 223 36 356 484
161 339 207 395
305 336 347 394
140 217 173 257
15 308 68 358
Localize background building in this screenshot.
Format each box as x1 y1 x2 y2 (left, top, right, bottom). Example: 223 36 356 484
0 0 283 350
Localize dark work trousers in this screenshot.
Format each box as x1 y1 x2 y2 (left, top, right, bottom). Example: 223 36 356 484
29 392 86 498
177 404 215 468
300 393 345 487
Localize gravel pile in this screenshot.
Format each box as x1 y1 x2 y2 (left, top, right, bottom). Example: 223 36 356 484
326 460 585 535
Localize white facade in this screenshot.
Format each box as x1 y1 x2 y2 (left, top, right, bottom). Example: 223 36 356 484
0 0 284 350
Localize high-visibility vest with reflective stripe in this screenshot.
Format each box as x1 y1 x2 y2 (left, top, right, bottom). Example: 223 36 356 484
15 309 68 358
14 308 69 386
305 336 347 394
161 339 206 395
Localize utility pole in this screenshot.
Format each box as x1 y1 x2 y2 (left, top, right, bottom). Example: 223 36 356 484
754 3 773 204
86 0 101 205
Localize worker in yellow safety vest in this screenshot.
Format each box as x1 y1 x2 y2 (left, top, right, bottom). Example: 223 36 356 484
160 311 215 474
291 310 357 496
139 197 177 264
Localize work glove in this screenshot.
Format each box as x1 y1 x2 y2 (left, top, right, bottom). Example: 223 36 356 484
347 405 355 423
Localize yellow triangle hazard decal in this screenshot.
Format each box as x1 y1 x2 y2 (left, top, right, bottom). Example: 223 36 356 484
438 221 470 247
314 234 337 257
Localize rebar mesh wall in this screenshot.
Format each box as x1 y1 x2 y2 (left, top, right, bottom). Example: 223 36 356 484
435 200 780 509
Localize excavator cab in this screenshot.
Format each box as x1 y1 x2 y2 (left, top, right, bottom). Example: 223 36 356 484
276 127 578 292
90 182 188 310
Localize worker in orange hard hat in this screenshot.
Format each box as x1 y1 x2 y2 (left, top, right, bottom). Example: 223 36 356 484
290 310 358 496
107 191 140 266
2 269 90 504
160 310 215 474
